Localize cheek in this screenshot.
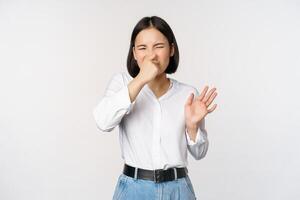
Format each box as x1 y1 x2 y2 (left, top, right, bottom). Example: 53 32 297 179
135 54 145 68
135 52 145 61
158 49 171 59
158 51 171 64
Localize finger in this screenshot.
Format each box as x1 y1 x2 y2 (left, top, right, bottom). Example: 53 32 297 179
202 87 217 103
205 92 218 107
185 93 194 107
196 86 209 101
207 104 217 113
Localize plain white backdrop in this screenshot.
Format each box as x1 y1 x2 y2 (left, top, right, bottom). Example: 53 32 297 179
1 0 300 199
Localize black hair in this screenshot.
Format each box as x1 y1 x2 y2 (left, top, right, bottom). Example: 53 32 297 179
127 16 180 78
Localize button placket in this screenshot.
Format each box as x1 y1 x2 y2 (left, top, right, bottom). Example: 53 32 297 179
152 100 162 169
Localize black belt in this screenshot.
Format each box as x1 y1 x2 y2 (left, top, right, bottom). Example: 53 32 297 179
122 163 188 183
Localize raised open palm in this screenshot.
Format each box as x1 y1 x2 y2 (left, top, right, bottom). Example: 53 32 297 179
184 86 218 128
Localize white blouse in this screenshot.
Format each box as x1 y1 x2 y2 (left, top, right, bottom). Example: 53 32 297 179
93 71 209 170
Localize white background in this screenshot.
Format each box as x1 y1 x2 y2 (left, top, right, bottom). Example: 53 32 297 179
1 0 300 199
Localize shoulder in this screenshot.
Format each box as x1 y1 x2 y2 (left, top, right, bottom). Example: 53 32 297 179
170 77 199 95
109 71 133 85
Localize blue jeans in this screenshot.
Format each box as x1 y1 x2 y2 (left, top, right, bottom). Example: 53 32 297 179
112 173 197 200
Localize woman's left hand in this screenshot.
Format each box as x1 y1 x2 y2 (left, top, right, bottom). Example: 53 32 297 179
184 86 218 129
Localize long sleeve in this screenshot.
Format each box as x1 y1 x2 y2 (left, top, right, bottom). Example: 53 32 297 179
185 118 209 160
93 72 136 132
184 87 209 160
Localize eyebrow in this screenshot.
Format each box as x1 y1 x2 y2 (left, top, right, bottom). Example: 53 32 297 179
136 42 165 48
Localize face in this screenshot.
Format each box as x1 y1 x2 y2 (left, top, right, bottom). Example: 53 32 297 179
133 27 175 74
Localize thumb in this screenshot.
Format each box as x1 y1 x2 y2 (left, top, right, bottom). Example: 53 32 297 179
185 93 194 108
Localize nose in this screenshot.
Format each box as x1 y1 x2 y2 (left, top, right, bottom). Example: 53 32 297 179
146 50 157 61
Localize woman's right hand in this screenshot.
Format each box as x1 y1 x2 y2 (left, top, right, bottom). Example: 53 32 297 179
137 54 160 84
128 55 159 103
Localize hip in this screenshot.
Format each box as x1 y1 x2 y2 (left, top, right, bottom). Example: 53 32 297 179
112 173 197 200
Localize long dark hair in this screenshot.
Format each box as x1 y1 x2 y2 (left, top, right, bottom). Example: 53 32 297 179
127 16 180 78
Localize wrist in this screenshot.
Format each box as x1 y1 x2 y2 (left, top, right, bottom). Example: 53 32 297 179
186 127 197 142
187 126 197 134
186 122 199 130
134 74 147 86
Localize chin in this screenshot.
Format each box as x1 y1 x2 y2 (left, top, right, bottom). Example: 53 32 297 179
158 71 167 76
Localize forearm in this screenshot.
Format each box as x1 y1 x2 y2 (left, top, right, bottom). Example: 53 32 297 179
128 74 147 103
186 124 199 142
186 119 209 160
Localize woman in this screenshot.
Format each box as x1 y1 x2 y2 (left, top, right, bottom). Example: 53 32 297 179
93 16 218 200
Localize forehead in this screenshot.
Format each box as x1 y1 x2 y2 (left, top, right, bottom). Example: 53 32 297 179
135 28 168 45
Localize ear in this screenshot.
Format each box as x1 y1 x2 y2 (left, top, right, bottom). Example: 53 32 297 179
170 43 175 57
133 46 137 60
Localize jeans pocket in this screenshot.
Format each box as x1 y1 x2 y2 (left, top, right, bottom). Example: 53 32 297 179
112 174 128 200
183 175 196 198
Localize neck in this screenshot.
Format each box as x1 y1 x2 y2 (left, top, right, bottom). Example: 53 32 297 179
147 73 170 92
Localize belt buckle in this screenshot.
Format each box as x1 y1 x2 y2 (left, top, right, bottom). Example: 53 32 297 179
154 169 164 183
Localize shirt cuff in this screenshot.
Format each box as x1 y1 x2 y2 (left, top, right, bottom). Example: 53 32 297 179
185 127 205 146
